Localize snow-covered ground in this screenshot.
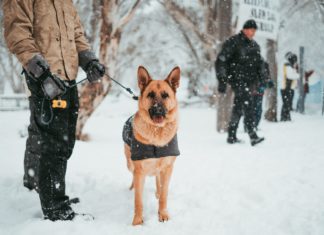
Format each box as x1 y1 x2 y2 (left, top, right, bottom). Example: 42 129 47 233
1 96 324 235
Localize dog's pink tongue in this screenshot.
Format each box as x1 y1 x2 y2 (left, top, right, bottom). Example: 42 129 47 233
153 116 164 123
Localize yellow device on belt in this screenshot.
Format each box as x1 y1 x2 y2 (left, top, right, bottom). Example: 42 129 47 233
52 99 67 109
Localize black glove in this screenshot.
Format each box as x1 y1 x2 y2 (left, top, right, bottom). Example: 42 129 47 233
218 80 227 94
41 74 67 100
78 50 105 83
86 60 105 83
25 54 50 79
304 83 309 94
25 54 66 99
267 80 274 89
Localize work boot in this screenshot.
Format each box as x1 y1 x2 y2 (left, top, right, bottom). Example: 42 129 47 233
43 198 79 221
44 206 94 221
227 136 243 144
44 205 76 221
249 132 265 146
227 125 241 144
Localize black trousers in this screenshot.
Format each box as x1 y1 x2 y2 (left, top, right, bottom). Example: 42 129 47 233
24 74 79 215
280 89 294 121
228 86 255 138
252 95 263 128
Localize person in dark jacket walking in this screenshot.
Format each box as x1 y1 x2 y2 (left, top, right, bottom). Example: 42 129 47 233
3 0 105 221
215 19 265 146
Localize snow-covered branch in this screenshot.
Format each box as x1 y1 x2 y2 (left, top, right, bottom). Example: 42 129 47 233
163 0 214 47
314 0 324 23
117 0 141 30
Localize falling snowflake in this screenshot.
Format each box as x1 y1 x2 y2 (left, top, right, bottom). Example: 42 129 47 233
28 169 35 177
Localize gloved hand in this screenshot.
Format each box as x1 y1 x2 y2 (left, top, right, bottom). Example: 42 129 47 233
78 50 105 83
218 80 227 94
304 83 309 94
305 70 314 80
25 54 66 99
267 80 275 89
41 74 67 100
86 60 105 83
257 85 266 95
25 54 50 79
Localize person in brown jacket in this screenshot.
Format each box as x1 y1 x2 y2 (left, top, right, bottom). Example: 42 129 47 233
3 0 105 221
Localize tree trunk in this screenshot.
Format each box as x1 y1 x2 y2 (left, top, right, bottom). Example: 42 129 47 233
264 39 278 122
0 52 6 94
0 52 24 93
88 0 102 46
76 1 116 140
216 0 233 132
203 0 218 63
76 0 141 140
0 76 4 94
0 11 5 94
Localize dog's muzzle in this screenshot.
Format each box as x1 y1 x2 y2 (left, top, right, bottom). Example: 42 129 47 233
149 103 167 123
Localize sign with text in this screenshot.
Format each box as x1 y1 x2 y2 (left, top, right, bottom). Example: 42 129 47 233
237 0 280 41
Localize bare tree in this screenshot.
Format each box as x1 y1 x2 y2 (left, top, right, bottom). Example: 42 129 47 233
162 1 217 68
76 0 141 140
160 1 219 102
0 7 24 94
161 0 234 131
0 52 25 93
315 0 324 22
0 8 5 94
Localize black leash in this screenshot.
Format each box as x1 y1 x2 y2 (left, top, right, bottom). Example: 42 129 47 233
69 72 139 100
68 77 88 88
104 72 139 100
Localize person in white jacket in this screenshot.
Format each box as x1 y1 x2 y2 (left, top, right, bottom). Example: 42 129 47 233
280 52 299 121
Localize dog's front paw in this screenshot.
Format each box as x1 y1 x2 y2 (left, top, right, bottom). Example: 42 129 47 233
132 214 144 226
158 210 169 222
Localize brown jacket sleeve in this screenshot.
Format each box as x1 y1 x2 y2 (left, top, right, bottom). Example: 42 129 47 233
73 8 91 53
2 0 40 66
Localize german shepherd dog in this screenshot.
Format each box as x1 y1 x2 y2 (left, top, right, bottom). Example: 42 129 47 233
123 66 181 225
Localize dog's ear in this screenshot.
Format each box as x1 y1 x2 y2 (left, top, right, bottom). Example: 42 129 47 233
138 66 152 92
165 66 180 91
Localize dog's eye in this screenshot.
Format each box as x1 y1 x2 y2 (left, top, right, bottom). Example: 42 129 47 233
147 91 156 99
161 92 169 99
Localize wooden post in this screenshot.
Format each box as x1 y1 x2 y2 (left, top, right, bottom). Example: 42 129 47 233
264 39 278 122
216 0 233 132
322 82 324 115
296 46 305 113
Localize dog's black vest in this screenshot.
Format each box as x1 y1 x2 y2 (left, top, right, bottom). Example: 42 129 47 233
122 116 180 161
